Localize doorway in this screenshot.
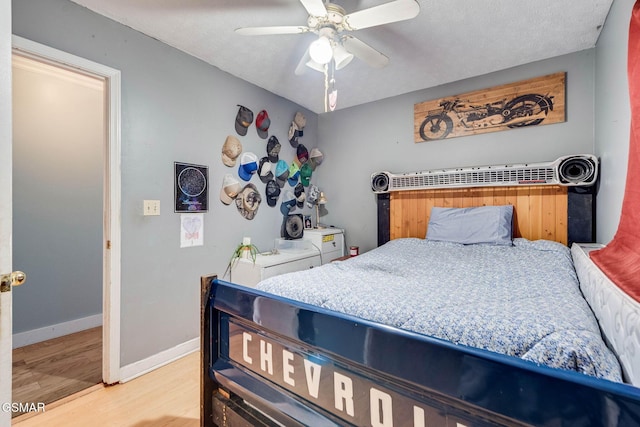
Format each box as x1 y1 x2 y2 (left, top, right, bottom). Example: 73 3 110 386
9 36 122 407
11 52 104 413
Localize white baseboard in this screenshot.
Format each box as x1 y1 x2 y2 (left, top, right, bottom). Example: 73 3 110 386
13 314 103 349
119 337 199 383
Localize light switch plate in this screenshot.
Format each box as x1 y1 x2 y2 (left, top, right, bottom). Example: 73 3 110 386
143 200 160 216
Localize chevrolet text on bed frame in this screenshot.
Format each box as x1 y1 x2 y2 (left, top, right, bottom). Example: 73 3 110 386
201 275 640 426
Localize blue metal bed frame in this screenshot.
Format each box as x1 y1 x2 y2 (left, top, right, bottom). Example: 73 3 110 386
200 275 640 426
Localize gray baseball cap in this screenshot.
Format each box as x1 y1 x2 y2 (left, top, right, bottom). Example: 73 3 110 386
235 105 253 136
267 135 281 163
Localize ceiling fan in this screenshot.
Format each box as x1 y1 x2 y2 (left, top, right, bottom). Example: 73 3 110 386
235 0 420 75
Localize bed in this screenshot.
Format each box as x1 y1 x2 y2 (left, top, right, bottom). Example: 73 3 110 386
200 183 640 426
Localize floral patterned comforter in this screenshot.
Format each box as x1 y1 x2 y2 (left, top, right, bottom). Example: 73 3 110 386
257 238 622 382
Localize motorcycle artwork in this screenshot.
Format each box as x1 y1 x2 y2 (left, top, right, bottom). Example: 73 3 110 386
418 93 555 141
413 72 566 142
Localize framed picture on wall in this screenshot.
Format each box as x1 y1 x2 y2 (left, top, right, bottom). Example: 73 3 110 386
175 162 209 212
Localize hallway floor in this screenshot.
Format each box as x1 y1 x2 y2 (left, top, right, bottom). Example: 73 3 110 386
12 327 102 417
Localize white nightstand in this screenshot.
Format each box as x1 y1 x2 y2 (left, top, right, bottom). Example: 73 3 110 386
302 228 345 264
230 245 321 288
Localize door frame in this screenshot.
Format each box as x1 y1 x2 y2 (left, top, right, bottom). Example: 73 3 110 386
12 35 122 384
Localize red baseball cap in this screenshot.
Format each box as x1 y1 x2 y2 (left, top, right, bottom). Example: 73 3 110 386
256 110 270 139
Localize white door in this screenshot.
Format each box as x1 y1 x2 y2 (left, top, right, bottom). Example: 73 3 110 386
1 32 121 422
1 0 14 421
0 250 14 421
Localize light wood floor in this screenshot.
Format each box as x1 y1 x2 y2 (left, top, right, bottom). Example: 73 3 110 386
12 327 103 417
13 351 200 427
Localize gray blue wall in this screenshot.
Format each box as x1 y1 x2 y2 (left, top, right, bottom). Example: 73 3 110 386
12 0 318 366
12 60 104 335
316 51 597 252
594 0 635 243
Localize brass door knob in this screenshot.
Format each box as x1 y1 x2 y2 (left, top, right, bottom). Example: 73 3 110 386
0 271 26 292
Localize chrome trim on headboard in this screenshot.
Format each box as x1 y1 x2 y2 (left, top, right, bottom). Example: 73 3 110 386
371 154 598 193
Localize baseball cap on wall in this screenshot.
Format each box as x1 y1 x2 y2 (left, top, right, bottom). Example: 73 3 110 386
220 174 241 205
274 160 289 188
309 148 323 170
258 157 274 183
235 105 253 136
300 163 312 186
294 183 305 208
238 152 258 181
280 191 296 216
235 183 261 220
265 179 281 207
294 111 306 127
306 184 319 208
255 109 270 139
296 144 309 164
287 162 300 186
221 135 243 167
266 136 281 163
288 111 306 147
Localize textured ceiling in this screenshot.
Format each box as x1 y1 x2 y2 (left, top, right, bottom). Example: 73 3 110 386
69 0 613 114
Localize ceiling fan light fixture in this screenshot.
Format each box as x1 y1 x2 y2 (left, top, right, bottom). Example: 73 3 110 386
332 44 354 70
309 36 333 64
305 58 326 72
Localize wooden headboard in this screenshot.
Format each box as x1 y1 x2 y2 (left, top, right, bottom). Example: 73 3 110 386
376 184 596 246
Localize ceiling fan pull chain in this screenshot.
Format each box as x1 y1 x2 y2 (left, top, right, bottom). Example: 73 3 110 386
329 63 338 111
323 63 329 112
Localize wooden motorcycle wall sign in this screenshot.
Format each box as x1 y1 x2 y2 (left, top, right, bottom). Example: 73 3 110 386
414 72 565 142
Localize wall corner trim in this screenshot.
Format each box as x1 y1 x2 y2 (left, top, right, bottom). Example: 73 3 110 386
12 314 103 349
118 338 199 383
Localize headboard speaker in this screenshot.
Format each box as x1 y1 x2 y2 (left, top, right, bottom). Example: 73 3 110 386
557 154 599 186
370 154 599 193
371 171 391 193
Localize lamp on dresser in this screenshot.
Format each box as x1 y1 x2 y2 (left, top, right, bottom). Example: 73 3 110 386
316 191 327 229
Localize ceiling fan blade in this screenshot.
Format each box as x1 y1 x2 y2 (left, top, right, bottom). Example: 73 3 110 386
236 26 310 36
342 35 389 68
299 0 327 17
344 0 420 30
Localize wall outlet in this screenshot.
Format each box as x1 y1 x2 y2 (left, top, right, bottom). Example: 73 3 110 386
143 200 160 216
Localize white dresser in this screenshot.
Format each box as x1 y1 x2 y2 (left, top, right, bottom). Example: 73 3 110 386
302 228 345 264
230 246 321 288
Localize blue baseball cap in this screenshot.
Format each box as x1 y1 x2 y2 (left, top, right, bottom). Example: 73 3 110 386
280 191 296 215
274 160 289 188
287 162 300 186
238 152 258 181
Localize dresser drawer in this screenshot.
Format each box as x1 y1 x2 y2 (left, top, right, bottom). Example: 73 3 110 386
319 233 343 255
261 256 320 280
230 251 321 287
302 229 345 264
